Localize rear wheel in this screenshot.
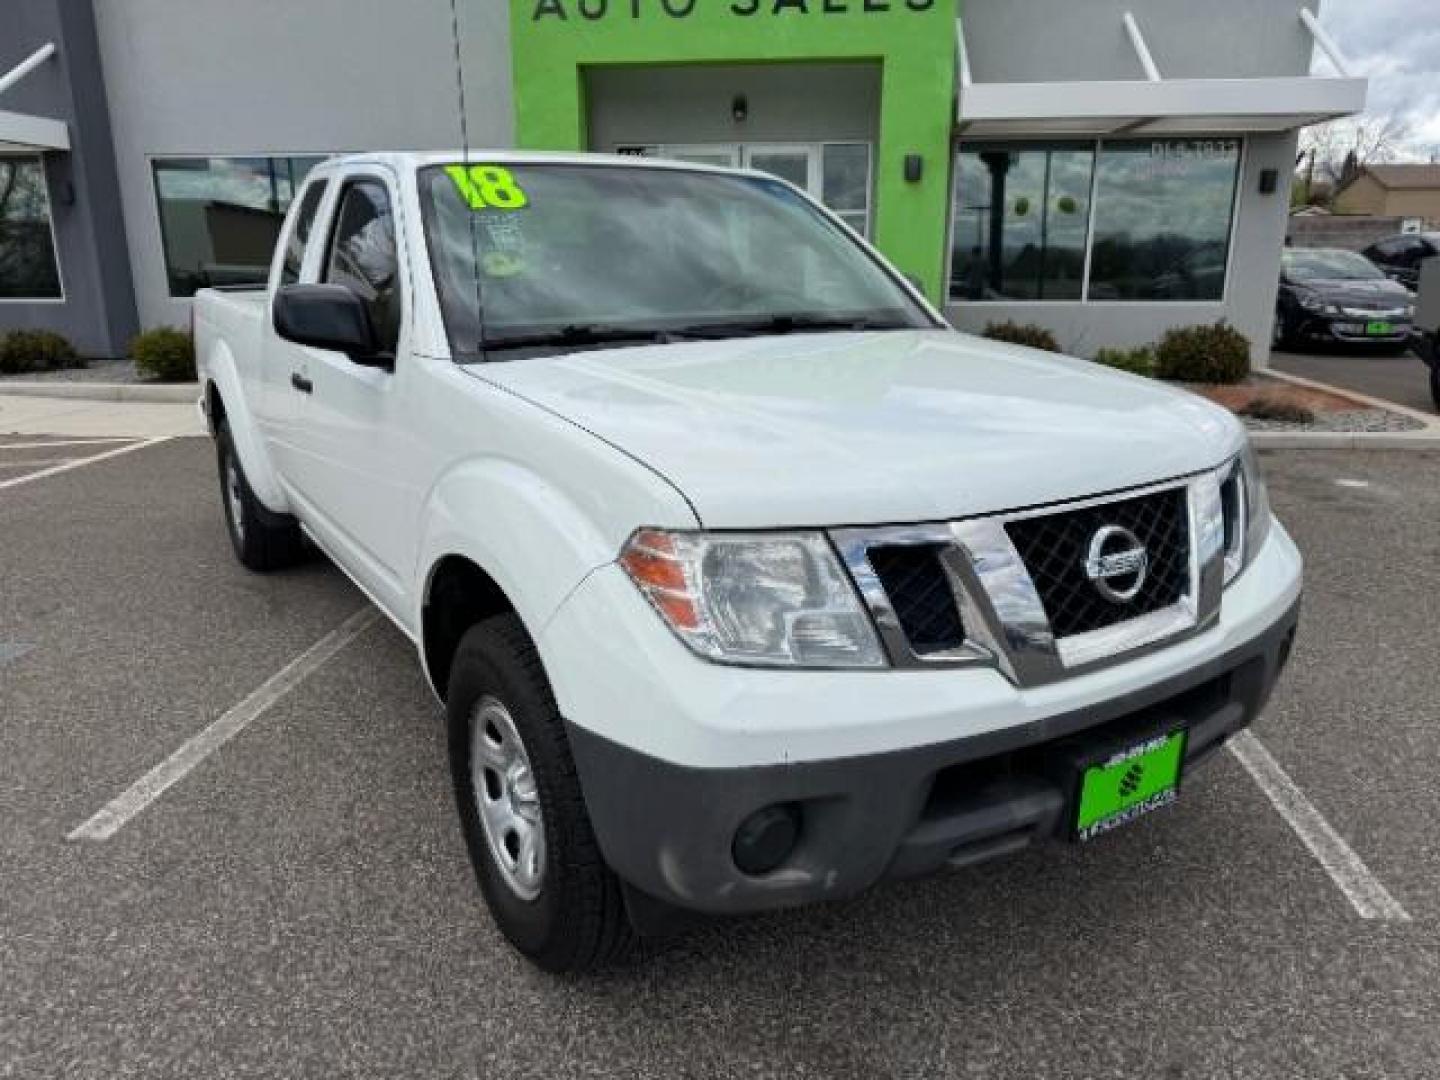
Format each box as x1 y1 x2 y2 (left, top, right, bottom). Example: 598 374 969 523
446 613 634 972
215 421 304 571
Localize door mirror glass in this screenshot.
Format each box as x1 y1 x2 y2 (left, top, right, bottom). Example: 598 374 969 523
273 283 385 365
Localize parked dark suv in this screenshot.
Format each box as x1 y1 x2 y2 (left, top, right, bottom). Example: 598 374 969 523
1362 233 1440 291
1274 248 1414 352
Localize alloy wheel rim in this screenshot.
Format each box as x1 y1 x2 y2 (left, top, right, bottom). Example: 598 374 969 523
470 695 546 901
224 455 245 545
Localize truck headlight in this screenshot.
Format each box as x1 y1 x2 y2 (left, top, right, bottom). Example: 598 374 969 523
620 529 885 668
1220 441 1272 585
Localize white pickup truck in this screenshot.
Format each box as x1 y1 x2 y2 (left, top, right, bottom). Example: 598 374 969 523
195 151 1302 972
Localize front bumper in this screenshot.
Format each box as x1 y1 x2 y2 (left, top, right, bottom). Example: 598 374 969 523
544 521 1303 917
564 592 1298 916
1296 313 1413 344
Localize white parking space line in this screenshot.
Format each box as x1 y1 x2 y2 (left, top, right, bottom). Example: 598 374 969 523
0 437 165 491
68 607 381 842
0 458 79 469
1228 730 1411 922
0 438 136 450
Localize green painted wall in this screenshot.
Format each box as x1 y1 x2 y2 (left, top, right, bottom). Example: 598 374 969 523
507 0 957 301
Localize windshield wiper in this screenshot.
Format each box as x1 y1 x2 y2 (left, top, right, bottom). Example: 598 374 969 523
675 314 915 339
478 315 914 355
481 324 695 353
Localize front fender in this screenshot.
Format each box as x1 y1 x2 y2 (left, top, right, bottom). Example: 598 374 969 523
204 340 289 513
411 456 695 646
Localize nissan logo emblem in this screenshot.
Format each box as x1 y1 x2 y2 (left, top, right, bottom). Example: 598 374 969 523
1084 525 1149 603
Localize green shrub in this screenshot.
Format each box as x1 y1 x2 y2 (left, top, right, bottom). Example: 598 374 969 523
1154 322 1251 384
130 327 196 382
0 329 82 374
1094 345 1156 377
1238 394 1315 425
982 321 1061 353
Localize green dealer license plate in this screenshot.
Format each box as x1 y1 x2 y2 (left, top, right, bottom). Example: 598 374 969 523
1365 320 1393 336
1075 731 1186 841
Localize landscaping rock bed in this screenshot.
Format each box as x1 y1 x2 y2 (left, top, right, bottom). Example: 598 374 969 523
0 358 149 384
1181 373 1427 434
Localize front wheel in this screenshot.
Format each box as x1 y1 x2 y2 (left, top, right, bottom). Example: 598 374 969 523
447 614 634 972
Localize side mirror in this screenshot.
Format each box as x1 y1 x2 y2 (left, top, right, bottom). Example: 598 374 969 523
273 284 386 366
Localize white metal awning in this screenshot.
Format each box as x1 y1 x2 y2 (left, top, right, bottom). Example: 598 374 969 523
0 43 70 152
956 7 1367 138
0 109 69 152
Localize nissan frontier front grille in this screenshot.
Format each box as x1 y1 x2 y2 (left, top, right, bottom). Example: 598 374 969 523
1004 487 1190 638
830 471 1224 688
865 544 966 656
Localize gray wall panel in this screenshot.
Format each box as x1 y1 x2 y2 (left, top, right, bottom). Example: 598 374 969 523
587 63 881 150
93 0 512 329
2 0 137 357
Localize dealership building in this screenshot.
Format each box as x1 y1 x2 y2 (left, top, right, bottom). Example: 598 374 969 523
3 0 1365 360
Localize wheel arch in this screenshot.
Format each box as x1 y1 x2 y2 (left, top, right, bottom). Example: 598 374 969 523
201 341 289 512
421 554 522 701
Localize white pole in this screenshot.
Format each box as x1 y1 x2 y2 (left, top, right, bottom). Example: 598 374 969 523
1299 7 1352 77
0 42 57 98
955 17 973 89
1122 12 1162 82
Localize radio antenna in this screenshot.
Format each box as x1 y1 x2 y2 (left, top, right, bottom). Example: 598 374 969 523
448 0 488 358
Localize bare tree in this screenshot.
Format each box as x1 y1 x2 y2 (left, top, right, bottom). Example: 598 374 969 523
1298 112 1412 194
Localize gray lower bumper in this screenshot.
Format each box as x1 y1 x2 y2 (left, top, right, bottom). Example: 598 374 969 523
566 597 1301 919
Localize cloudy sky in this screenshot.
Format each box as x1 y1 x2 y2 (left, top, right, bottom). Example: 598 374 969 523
1315 0 1440 159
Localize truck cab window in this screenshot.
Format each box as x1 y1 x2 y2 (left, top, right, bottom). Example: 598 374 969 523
324 179 402 354
280 179 328 285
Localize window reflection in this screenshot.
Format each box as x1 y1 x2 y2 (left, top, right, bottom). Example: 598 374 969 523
1088 140 1239 301
949 138 1242 304
0 156 62 299
153 156 327 296
949 145 1093 301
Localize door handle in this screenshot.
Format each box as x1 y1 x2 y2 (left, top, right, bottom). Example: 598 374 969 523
290 373 313 394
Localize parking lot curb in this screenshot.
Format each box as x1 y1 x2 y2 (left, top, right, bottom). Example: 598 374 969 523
1249 366 1440 450
1251 430 1440 450
1260 366 1440 427
0 381 198 404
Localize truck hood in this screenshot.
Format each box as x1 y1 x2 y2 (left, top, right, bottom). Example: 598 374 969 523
472 330 1243 528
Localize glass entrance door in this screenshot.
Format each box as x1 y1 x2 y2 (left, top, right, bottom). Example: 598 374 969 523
742 145 815 192
625 142 872 237
660 144 741 169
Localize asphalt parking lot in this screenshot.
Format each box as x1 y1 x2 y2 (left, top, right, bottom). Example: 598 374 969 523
1272 345 1436 415
4 436 1440 1079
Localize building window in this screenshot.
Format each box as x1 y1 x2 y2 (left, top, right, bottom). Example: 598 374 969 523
152 156 327 297
821 143 871 238
0 156 63 300
949 144 1093 301
949 138 1242 303
1088 140 1241 301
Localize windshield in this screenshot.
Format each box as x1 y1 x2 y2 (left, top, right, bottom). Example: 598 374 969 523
1283 249 1386 283
418 162 934 358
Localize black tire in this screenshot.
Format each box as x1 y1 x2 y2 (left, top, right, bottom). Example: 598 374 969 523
215 421 304 571
446 613 634 972
1271 311 1293 351
1430 364 1440 413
